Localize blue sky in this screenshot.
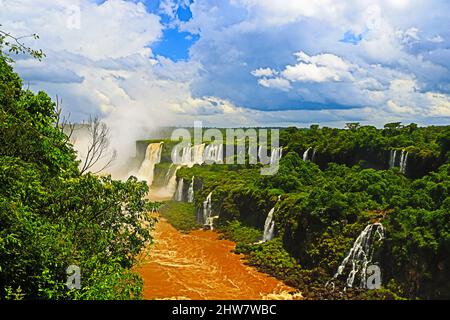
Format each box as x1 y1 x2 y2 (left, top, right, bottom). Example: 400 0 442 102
0 0 449 131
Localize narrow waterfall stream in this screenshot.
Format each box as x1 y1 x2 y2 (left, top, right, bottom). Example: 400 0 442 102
303 147 312 161
174 178 185 202
187 176 195 203
262 207 275 242
330 223 385 288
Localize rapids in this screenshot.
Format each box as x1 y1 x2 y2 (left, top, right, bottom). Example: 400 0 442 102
135 217 299 300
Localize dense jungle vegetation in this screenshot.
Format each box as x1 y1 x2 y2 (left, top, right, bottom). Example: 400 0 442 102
0 39 156 300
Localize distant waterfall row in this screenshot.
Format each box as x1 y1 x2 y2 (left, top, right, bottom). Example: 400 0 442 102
329 223 385 289
137 142 283 190
389 149 409 174
171 143 282 167
171 143 223 167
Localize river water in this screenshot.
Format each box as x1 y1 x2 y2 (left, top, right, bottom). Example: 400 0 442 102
135 217 300 300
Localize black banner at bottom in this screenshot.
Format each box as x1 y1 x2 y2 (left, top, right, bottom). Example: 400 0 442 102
1 300 447 319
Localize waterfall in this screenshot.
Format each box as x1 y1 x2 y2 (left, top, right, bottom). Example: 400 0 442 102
203 192 218 230
181 145 192 166
137 142 163 186
204 144 223 164
312 149 317 162
174 178 185 202
262 207 276 242
389 150 397 169
389 149 408 174
258 145 264 162
399 150 409 174
165 165 181 197
331 223 385 288
172 143 206 167
187 176 195 203
192 144 206 166
303 147 312 162
270 147 283 165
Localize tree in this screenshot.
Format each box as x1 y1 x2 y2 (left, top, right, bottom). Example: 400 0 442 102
79 116 117 175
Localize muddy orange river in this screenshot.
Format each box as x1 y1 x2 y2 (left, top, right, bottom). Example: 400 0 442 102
135 217 300 300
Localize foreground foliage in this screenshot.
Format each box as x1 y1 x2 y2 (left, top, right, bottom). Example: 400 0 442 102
0 52 155 299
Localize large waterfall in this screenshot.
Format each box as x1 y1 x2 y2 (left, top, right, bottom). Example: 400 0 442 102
174 178 185 202
137 142 163 186
187 176 195 203
303 147 312 162
331 223 385 288
262 207 276 242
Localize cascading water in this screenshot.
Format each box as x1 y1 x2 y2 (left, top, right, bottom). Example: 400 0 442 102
172 143 206 167
165 165 181 197
203 192 218 230
187 176 195 203
312 149 317 162
258 145 264 162
270 147 283 165
192 144 206 166
399 150 409 174
262 207 276 242
303 147 312 162
389 150 397 169
137 142 163 186
330 223 385 288
389 149 408 174
174 178 185 202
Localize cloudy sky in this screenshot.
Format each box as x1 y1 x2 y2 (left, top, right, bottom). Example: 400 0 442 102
1 0 450 131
